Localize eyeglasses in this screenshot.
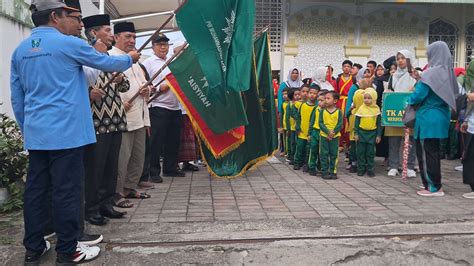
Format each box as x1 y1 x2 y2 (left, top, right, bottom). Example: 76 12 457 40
67 15 83 23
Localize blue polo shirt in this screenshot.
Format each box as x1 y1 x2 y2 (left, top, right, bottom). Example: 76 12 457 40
10 27 133 150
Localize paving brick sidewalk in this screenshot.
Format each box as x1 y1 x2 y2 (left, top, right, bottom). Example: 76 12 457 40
114 157 473 224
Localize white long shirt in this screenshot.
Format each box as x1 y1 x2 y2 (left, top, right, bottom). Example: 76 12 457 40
142 54 180 111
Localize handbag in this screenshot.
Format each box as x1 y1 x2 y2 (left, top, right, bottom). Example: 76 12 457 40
402 104 418 128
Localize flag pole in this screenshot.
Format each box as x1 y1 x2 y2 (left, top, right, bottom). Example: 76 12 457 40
127 43 189 105
254 24 271 39
101 0 188 91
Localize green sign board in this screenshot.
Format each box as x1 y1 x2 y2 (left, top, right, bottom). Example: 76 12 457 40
381 92 413 127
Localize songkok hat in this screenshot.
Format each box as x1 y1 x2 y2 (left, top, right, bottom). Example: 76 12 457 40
152 33 170 44
64 0 81 12
114 22 136 34
83 14 110 29
30 0 79 14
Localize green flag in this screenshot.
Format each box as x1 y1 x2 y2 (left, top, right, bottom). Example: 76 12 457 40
200 50 270 177
167 46 247 135
176 0 255 96
254 31 278 155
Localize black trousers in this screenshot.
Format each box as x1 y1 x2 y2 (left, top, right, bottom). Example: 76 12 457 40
24 147 84 254
463 133 474 186
142 107 182 179
84 132 122 216
416 139 442 192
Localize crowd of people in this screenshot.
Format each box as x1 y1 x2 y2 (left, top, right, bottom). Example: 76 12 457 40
10 0 202 264
8 0 474 265
276 43 474 198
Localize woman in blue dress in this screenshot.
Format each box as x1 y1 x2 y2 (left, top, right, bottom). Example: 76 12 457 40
407 41 458 197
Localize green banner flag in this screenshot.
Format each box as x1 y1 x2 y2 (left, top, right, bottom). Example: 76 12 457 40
176 0 255 96
201 53 270 177
381 92 413 127
167 46 248 134
254 31 278 155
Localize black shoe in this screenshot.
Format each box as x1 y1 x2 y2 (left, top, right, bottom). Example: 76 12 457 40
289 160 294 165
302 165 308 172
322 174 331 180
331 174 338 179
150 175 163 183
24 240 51 265
293 165 301 170
309 170 317 176
100 205 125 219
367 171 375 177
162 170 186 177
439 153 446 160
357 172 365 176
86 213 108 226
349 165 357 173
78 233 103 246
446 154 457 160
183 162 199 171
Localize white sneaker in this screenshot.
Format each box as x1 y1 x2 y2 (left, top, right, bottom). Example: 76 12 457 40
463 192 474 199
387 169 399 176
455 165 463 172
74 243 101 262
407 169 417 178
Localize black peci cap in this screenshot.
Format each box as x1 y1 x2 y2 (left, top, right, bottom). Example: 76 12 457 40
83 14 110 29
114 22 136 34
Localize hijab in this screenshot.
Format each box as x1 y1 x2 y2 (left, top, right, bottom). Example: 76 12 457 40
391 49 416 92
356 67 366 82
464 63 474 115
312 67 335 91
351 88 365 116
420 41 457 111
285 68 304 88
356 88 381 117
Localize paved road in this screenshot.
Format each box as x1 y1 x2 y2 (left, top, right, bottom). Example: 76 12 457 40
1 157 473 265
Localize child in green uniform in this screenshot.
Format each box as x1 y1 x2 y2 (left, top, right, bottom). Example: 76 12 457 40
308 91 327 176
279 88 290 156
294 86 318 170
286 88 300 164
319 91 343 179
354 88 382 177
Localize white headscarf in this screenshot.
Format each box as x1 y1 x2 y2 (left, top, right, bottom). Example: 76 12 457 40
312 67 335 91
285 68 303 88
391 49 416 92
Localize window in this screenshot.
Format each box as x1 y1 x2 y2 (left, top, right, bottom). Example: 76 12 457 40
255 0 282 52
466 23 474 66
429 19 458 65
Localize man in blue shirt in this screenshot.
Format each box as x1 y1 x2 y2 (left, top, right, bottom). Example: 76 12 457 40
10 0 140 264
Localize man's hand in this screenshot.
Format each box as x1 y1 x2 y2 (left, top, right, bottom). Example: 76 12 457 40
278 128 283 133
128 50 141 63
160 83 170 93
460 122 468 134
90 88 106 101
140 85 150 97
112 72 124 84
468 93 474 102
354 135 359 142
307 135 311 141
124 102 133 112
376 136 381 144
93 39 108 53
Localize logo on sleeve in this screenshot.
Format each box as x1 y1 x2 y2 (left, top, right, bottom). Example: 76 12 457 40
32 39 41 48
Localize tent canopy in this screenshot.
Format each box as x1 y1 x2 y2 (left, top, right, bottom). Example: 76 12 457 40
97 0 182 33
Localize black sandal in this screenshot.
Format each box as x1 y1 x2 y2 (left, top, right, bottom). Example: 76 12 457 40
124 190 151 199
114 198 134 208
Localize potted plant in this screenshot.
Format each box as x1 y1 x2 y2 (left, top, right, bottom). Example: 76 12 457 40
0 111 27 212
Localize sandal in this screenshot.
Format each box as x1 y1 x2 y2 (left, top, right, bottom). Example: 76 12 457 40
124 190 151 199
114 198 134 208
